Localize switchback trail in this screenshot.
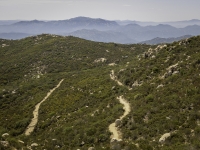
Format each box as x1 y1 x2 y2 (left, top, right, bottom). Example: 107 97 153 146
25 79 64 136
109 70 131 140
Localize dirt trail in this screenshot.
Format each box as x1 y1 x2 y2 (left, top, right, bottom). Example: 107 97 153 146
25 79 64 136
110 70 123 86
110 70 132 90
109 70 131 140
109 96 131 140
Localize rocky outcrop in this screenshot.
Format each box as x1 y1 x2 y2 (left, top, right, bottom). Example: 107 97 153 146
143 45 167 59
0 141 9 148
115 119 121 127
179 38 189 46
94 58 107 63
132 80 143 87
159 133 171 143
162 63 179 78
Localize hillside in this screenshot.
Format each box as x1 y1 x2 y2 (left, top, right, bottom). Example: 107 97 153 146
0 35 200 150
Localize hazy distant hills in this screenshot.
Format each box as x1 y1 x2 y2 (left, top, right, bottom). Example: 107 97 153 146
0 32 32 40
67 29 136 44
140 35 192 45
0 17 200 43
0 17 118 34
116 19 200 28
114 24 200 42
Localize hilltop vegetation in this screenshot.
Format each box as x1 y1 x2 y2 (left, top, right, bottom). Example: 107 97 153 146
0 34 200 150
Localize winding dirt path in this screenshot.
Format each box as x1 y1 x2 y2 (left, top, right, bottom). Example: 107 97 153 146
25 79 64 136
109 96 131 140
109 70 131 140
110 70 132 90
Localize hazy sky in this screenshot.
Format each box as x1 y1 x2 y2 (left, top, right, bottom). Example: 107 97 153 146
0 0 200 21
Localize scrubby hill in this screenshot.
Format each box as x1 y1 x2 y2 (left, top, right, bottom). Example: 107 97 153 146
114 36 200 149
0 34 149 150
0 35 200 150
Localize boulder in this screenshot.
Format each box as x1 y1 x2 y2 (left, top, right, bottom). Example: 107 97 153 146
115 119 121 127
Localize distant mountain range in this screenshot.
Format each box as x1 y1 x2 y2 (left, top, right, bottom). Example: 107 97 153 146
140 35 192 45
0 17 200 44
116 19 200 28
66 29 136 44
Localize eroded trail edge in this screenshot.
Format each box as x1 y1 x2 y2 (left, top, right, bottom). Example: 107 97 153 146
109 70 131 140
25 79 64 136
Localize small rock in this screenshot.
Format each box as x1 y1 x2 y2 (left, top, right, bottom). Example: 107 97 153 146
80 141 85 146
31 143 39 147
157 84 164 89
159 133 171 143
173 71 179 75
88 147 95 150
55 145 60 148
2 133 9 138
56 116 61 119
111 86 116 90
18 140 24 144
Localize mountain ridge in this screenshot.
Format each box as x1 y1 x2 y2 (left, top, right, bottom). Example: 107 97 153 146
1 17 200 43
